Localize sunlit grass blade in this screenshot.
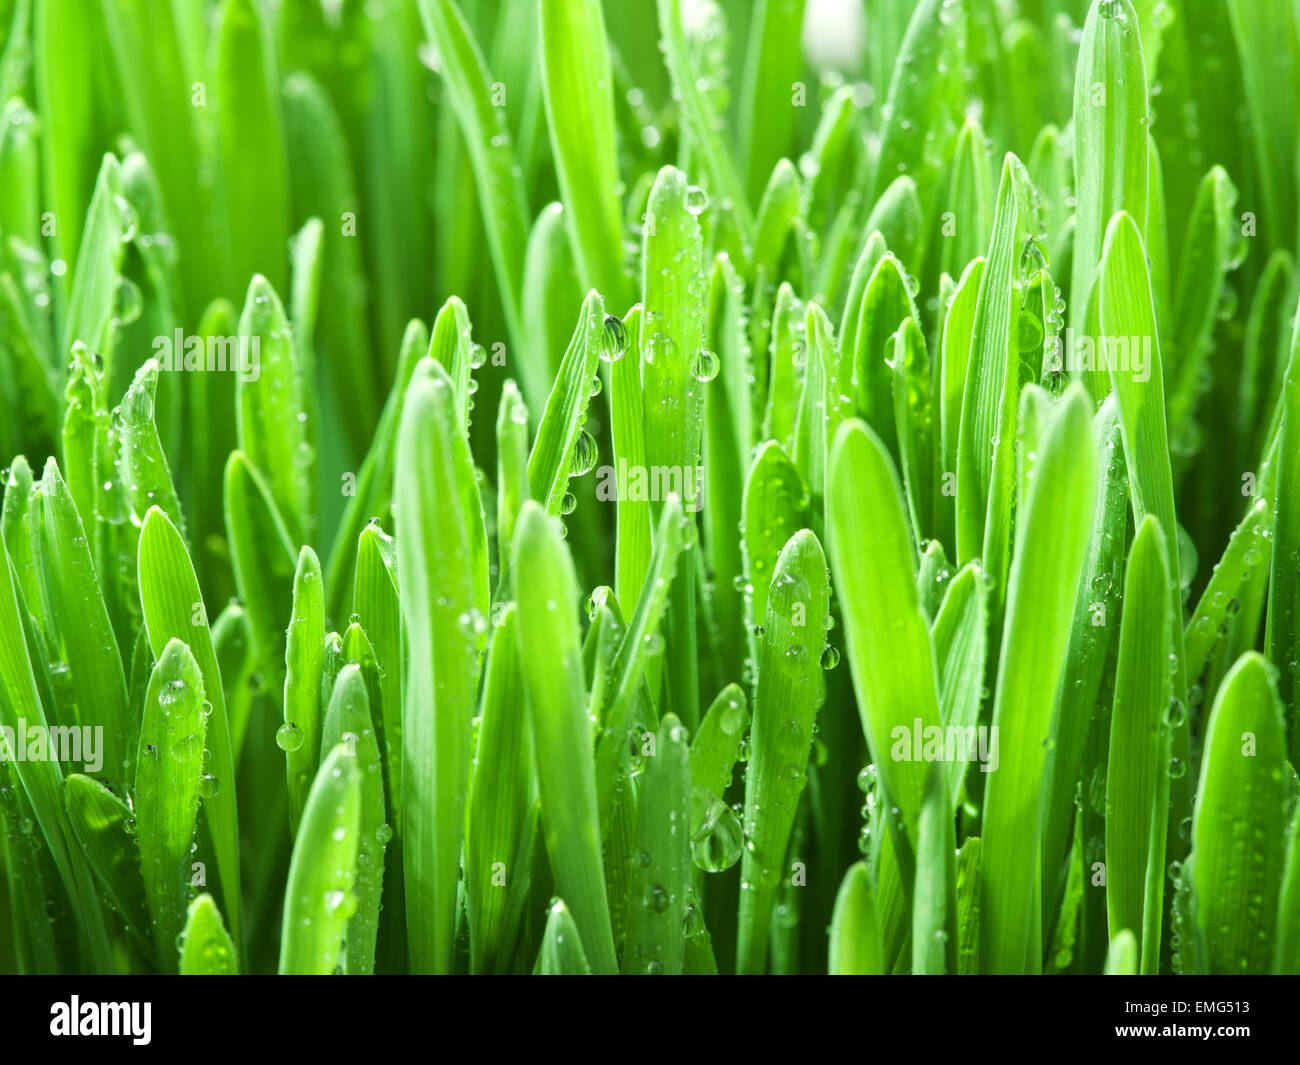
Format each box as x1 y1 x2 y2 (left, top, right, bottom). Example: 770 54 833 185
537 898 591 975
828 861 883 975
912 765 957 975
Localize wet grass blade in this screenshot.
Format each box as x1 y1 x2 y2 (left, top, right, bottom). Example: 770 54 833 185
283 546 325 830
625 713 691 975
980 387 1095 974
395 359 484 973
277 743 361 974
828 861 884 975
134 637 207 971
1266 336 1300 763
1105 515 1172 973
320 664 387 975
737 529 829 973
137 507 241 949
178 894 237 975
514 500 617 973
912 765 957 974
467 604 534 973
1190 653 1288 973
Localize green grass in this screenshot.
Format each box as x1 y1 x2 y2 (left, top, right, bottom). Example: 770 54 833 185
0 0 1297 976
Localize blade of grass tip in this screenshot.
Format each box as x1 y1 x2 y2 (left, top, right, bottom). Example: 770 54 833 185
1104 929 1139 975
980 386 1095 974
527 290 605 515
955 153 1033 605
608 306 652 608
277 743 362 974
829 861 884 975
752 158 800 301
1266 337 1300 764
1027 124 1073 275
537 898 592 975
35 459 130 783
1191 652 1288 973
1166 167 1239 456
2 457 43 636
418 0 529 352
178 894 237 975
521 203 584 415
655 0 753 240
737 529 830 974
791 302 839 526
935 263 982 546
513 500 617 973
892 317 935 542
625 713 691 975
320 664 386 975
395 358 485 974
1185 495 1271 686
137 506 241 948
353 522 403 832
688 683 748 873
216 0 289 294
761 283 804 452
539 0 628 308
1105 515 1173 974
467 603 534 974
323 317 427 620
862 177 925 284
64 775 150 950
59 346 103 553
841 252 916 472
212 603 256 762
135 637 207 971
929 561 988 805
738 0 805 205
223 451 297 705
1239 251 1295 473
870 0 965 210
426 295 475 426
281 71 377 454
913 764 958 974
236 274 316 546
494 380 530 597
1099 209 1192 851
742 441 810 676
283 546 325 831
827 419 942 867
940 120 994 283
1069 0 1148 401
117 357 184 535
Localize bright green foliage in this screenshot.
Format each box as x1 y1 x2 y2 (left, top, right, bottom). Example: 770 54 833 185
0 0 1295 980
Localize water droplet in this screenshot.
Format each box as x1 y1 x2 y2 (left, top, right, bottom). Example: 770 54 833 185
276 722 305 753
690 347 719 382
